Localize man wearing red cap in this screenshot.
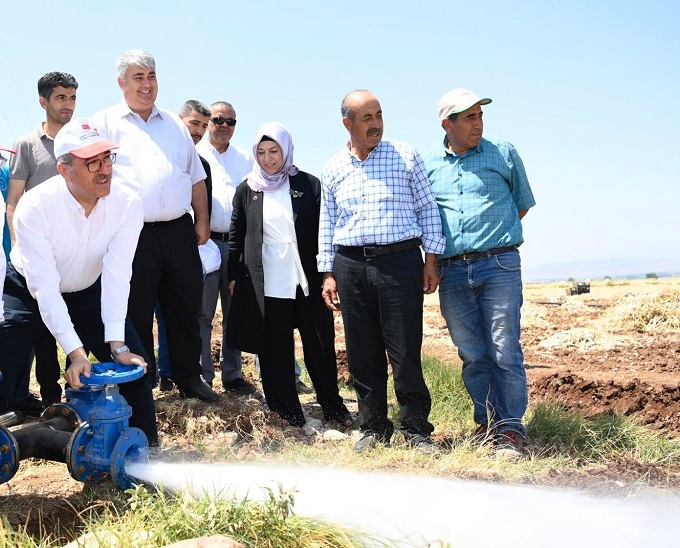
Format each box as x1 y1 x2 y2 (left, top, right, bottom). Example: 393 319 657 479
0 119 157 444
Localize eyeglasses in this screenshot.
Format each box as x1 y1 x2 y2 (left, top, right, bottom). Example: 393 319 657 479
210 116 237 127
83 152 117 173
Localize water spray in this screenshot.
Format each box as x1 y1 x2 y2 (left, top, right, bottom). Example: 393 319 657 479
0 362 148 490
126 461 680 547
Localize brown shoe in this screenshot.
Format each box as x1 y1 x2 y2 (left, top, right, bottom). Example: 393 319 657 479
472 424 492 442
495 430 525 459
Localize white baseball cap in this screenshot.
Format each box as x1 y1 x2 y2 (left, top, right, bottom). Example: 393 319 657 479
438 88 492 120
54 118 119 159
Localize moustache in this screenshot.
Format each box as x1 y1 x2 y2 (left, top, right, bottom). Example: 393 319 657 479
367 128 381 137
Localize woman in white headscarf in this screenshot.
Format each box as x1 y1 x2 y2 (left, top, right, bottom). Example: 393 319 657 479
226 122 351 427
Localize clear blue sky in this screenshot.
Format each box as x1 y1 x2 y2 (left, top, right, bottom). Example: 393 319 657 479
1 1 678 278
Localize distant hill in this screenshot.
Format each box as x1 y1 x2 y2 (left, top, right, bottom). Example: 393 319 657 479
523 257 680 283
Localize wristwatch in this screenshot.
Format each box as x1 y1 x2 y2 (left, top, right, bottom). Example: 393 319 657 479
111 345 130 361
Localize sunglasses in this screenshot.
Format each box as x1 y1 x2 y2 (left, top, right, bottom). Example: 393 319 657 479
210 116 237 127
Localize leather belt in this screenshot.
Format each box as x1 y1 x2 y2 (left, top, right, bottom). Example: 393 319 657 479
339 238 421 258
210 231 229 242
439 245 517 264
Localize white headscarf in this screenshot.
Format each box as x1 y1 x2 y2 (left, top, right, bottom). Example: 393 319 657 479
246 122 299 192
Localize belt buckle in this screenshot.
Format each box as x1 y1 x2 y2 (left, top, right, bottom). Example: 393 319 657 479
462 251 483 261
363 246 377 257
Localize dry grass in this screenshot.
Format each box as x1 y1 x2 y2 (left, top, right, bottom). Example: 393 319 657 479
604 290 680 332
525 280 680 351
538 327 633 351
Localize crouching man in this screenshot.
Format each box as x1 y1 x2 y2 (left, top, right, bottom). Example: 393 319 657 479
0 119 157 444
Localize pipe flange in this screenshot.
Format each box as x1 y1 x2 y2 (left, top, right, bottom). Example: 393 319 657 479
110 427 149 490
66 423 106 484
40 403 82 430
0 426 19 483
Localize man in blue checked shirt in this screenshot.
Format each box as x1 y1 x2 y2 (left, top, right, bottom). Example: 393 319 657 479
318 89 445 455
423 88 536 458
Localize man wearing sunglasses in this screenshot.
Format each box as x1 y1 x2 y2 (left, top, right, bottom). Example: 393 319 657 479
196 101 257 396
0 120 157 444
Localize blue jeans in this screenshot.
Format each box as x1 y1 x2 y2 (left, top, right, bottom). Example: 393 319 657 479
438 249 527 437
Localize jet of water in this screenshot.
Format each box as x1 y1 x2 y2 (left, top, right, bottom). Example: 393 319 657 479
126 459 680 547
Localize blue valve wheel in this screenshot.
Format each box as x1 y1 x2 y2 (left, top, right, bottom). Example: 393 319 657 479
80 362 144 386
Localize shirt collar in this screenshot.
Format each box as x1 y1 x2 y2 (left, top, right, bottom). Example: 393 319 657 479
59 175 105 215
204 138 230 157
60 176 86 214
345 139 384 161
116 99 161 122
38 123 52 141
442 135 484 158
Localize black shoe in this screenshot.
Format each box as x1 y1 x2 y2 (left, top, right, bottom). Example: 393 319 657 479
324 411 354 427
223 377 257 395
405 433 442 455
296 379 313 394
42 394 62 408
176 380 220 402
353 432 390 453
159 377 174 392
11 395 44 417
41 388 62 407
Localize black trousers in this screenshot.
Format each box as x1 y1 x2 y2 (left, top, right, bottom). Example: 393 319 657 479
333 246 433 439
127 214 204 386
259 288 349 426
0 265 158 445
34 332 62 403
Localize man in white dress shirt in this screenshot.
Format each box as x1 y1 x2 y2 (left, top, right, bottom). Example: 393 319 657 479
196 101 256 395
94 50 218 402
0 120 157 443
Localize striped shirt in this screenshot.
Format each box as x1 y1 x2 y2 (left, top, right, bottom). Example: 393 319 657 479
317 139 445 272
423 137 535 259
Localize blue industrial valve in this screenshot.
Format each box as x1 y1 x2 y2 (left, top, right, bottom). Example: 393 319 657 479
66 362 149 490
0 362 148 490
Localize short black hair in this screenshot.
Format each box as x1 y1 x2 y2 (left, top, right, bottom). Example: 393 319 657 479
179 99 210 118
37 72 78 100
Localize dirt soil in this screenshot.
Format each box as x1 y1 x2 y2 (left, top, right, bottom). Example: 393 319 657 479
360 279 680 438
2 279 680 543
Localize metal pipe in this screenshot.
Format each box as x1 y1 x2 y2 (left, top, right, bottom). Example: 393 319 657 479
0 411 24 428
11 425 72 462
